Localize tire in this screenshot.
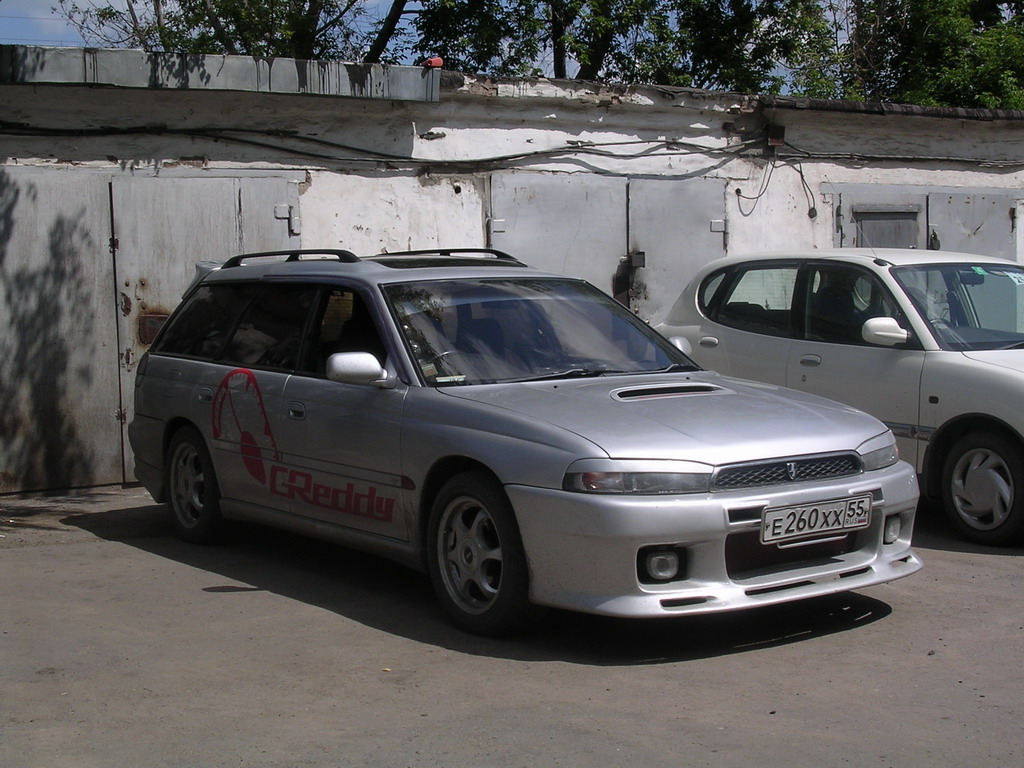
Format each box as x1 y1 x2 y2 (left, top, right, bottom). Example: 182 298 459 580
427 472 542 636
166 426 226 544
942 431 1024 546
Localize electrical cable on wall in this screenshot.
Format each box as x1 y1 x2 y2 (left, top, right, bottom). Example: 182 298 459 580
0 121 764 170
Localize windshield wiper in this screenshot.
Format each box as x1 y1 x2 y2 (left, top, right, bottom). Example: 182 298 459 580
514 367 610 382
655 362 701 373
996 340 1024 350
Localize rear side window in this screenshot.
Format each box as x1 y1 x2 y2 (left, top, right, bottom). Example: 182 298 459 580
155 284 258 359
221 285 319 370
714 266 797 336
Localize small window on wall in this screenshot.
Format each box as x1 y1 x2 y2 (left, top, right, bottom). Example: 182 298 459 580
155 284 258 359
220 284 319 370
713 266 798 337
851 206 921 249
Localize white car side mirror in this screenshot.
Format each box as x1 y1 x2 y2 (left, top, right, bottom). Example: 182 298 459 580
669 335 693 355
861 317 910 347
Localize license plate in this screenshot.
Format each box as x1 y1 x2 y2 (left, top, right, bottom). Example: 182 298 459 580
760 494 872 544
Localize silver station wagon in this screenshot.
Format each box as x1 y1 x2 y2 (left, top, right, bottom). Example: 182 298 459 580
129 248 921 635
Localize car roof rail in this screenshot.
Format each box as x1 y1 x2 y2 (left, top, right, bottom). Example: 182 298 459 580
371 248 524 265
220 249 360 268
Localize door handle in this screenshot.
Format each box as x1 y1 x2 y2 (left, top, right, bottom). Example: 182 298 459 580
288 401 306 420
197 387 213 403
698 336 719 348
799 355 822 367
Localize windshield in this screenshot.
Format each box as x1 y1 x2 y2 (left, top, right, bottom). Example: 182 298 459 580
385 277 697 386
893 263 1024 351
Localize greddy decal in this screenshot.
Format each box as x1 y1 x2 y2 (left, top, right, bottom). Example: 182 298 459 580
211 368 395 523
212 368 281 484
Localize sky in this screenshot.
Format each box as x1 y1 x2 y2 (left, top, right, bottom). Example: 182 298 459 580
0 1 91 46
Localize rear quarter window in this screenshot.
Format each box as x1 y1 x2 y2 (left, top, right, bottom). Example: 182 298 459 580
154 284 257 359
714 266 797 337
221 285 318 370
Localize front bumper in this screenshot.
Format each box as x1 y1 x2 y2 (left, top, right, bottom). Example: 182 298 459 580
508 460 921 617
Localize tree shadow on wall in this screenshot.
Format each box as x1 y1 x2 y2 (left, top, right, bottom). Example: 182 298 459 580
0 170 98 493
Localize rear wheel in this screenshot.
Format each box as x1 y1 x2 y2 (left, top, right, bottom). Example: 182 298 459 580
427 472 542 635
942 431 1024 546
166 426 225 544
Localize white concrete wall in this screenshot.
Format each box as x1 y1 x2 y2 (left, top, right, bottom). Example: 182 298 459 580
299 172 488 253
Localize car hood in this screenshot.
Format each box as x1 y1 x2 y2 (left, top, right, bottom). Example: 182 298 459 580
440 372 883 465
962 349 1024 375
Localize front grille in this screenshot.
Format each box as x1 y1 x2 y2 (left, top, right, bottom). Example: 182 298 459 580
725 529 859 579
713 453 862 491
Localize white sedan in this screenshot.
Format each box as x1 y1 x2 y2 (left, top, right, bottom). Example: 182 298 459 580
658 248 1024 546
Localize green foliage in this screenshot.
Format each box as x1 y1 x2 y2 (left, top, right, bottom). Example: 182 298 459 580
57 0 384 61
838 0 1024 108
411 0 548 76
415 0 833 93
54 0 1024 107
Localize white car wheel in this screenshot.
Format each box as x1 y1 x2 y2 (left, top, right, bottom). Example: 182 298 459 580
943 432 1024 546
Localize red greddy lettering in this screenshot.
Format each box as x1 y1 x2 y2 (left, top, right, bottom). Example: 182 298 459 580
212 368 396 522
269 467 395 521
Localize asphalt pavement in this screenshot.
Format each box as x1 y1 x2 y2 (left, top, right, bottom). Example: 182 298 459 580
1 486 1021 767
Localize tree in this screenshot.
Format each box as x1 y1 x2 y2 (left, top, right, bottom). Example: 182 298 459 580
56 0 416 62
807 0 1024 108
54 0 1024 107
413 1 835 93
57 0 833 93
883 0 1024 109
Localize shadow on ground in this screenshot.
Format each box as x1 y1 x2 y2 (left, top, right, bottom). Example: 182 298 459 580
910 496 1024 556
60 500 900 666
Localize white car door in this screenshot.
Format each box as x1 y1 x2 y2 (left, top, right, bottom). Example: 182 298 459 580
784 263 926 466
691 263 798 385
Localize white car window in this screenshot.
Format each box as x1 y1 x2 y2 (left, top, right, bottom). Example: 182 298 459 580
713 266 797 336
804 264 903 345
895 263 1024 350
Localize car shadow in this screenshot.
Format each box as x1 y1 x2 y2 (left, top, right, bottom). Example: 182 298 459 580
911 498 1024 556
63 502 896 666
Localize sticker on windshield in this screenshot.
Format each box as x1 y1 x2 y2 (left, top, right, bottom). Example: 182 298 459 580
1009 273 1024 286
972 266 987 275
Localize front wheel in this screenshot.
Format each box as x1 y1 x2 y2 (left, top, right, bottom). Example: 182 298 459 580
942 431 1024 546
427 472 542 635
166 426 226 544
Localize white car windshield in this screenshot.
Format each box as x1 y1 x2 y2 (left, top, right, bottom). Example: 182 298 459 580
385 278 697 386
894 263 1024 351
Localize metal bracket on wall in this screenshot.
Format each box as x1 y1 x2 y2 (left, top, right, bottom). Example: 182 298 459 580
274 204 301 236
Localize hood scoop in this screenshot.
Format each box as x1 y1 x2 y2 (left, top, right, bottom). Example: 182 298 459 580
613 382 725 401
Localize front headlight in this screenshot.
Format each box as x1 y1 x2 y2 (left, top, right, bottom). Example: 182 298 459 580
563 459 713 495
858 431 900 471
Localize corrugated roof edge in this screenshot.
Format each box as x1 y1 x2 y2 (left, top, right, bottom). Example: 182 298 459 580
760 94 1024 122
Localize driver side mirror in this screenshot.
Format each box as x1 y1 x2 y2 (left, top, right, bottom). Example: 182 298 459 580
326 352 392 388
861 317 910 347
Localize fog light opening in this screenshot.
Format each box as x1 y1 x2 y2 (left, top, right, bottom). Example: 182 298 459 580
646 551 680 581
883 514 902 545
